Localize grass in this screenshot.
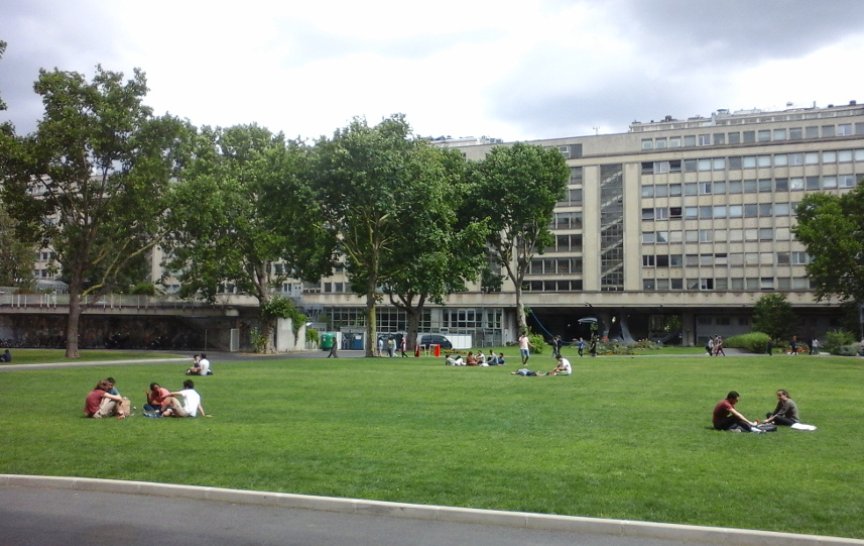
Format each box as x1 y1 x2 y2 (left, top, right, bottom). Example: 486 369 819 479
1 350 862 539
0 348 183 364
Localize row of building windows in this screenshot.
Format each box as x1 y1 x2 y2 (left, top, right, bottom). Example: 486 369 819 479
640 123 864 150
528 257 583 275
643 277 810 291
641 251 809 268
642 202 796 221
442 309 502 330
641 227 795 244
641 148 864 175
522 279 584 292
641 175 857 198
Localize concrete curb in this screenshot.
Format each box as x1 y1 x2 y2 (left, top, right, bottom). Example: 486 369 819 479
2 475 861 545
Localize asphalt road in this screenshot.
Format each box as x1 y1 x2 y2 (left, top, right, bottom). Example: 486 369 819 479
0 484 726 546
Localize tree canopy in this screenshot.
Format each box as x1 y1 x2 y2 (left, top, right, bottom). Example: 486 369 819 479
794 181 864 304
312 114 431 356
752 293 797 342
469 142 569 334
164 124 334 352
1 66 188 357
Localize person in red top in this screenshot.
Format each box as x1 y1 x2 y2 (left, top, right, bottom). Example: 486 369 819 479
144 382 171 416
712 390 758 432
84 380 129 419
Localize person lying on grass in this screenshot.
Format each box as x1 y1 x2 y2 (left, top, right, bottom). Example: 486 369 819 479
84 380 131 419
712 390 758 432
161 379 208 418
511 367 538 376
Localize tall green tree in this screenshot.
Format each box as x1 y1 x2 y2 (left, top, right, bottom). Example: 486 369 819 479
0 40 37 290
469 143 569 334
380 145 489 351
164 124 334 353
312 114 423 357
752 293 797 343
2 66 188 357
793 181 864 304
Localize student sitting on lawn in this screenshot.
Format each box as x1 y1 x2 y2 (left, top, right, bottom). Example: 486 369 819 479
545 354 572 376
465 352 479 366
445 354 465 366
763 389 799 426
712 391 758 432
186 353 212 376
161 380 207 418
144 382 171 417
84 380 131 419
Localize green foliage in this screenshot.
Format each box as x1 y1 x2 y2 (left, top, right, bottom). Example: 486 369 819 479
528 332 545 355
794 181 864 304
164 125 333 304
305 328 319 344
4 355 864 538
0 202 36 290
752 293 797 342
249 327 268 353
262 296 307 337
835 344 860 357
824 329 856 355
469 143 569 332
1 65 188 357
725 332 772 354
597 340 634 355
129 282 157 296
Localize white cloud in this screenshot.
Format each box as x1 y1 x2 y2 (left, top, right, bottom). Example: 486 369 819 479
3 0 864 141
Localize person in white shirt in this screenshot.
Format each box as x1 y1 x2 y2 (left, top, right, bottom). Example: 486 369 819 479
161 380 207 418
186 353 212 376
545 354 572 376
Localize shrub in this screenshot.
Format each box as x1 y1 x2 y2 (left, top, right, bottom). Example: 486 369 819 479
725 332 771 354
598 340 634 355
306 328 319 344
824 329 856 355
528 332 545 355
836 343 860 357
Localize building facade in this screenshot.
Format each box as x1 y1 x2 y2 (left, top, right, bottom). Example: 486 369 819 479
15 102 864 349
304 101 864 346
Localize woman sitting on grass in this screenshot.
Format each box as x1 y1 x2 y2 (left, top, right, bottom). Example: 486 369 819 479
84 380 131 419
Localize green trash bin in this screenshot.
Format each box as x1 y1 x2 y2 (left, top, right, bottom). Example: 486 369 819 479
320 333 335 351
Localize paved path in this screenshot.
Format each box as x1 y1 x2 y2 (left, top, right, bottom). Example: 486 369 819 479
4 477 860 546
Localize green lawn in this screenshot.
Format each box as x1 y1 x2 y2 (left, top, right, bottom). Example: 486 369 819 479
0 348 183 364
1 351 862 539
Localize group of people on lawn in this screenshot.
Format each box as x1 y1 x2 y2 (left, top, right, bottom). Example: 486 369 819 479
83 354 210 420
712 389 805 432
445 350 506 367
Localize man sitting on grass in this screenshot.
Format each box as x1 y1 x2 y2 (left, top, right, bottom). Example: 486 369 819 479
144 382 171 417
712 390 759 432
545 354 572 376
161 379 207 418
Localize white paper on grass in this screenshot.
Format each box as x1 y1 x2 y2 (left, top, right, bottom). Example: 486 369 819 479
790 423 817 431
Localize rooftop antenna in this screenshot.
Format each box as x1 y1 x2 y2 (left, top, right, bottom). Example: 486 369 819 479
593 126 599 135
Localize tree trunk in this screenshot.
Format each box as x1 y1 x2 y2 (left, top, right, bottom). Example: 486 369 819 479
65 291 82 358
365 291 377 358
405 306 420 352
515 285 528 334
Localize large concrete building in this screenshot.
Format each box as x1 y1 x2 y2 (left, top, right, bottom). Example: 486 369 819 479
11 101 864 349
304 101 864 347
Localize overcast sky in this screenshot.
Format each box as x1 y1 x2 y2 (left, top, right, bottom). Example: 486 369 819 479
3 0 864 142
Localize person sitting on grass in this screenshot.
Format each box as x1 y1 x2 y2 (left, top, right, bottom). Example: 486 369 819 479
0 349 11 362
144 382 171 417
161 379 207 418
84 380 131 419
545 354 572 376
763 389 799 426
186 353 212 376
445 354 464 366
712 390 759 432
496 352 505 366
465 351 479 366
